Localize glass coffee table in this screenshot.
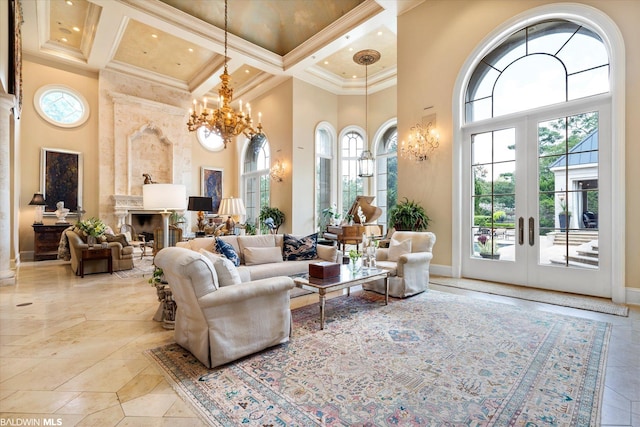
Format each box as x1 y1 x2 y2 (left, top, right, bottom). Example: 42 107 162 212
293 265 389 330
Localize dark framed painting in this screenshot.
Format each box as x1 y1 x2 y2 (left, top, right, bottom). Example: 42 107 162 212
41 148 83 214
201 167 223 213
8 0 23 117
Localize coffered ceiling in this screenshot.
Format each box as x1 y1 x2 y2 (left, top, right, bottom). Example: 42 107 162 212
21 0 424 103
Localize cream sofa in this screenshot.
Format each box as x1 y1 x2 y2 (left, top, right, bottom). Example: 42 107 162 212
363 231 436 298
65 229 134 276
176 234 341 281
154 247 294 368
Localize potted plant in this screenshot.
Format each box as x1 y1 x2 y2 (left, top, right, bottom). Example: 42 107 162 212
259 206 285 234
477 235 500 259
387 198 430 231
320 204 341 229
558 200 572 231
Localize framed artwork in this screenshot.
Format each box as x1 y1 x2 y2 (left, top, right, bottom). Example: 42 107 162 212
41 148 83 214
201 167 223 213
8 0 24 117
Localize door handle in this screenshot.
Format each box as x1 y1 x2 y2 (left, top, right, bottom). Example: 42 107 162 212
529 217 535 246
518 217 524 245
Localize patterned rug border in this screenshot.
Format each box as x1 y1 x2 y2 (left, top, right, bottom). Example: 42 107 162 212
145 291 612 426
430 276 629 317
114 257 155 279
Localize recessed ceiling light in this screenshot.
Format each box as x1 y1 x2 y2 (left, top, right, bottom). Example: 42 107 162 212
151 34 158 39
245 69 250 74
188 48 193 52
352 75 357 79
73 26 80 32
66 0 73 5
61 37 68 42
348 47 353 51
377 31 383 36
324 61 329 65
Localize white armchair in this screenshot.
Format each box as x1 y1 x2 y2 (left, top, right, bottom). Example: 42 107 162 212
154 247 295 368
363 231 436 298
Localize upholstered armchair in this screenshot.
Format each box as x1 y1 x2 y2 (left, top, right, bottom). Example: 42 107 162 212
154 247 295 368
65 229 134 276
362 231 436 298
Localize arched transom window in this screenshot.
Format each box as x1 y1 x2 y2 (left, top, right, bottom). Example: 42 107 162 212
466 19 609 123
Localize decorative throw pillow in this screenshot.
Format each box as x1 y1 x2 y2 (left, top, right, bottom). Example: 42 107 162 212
72 226 88 242
105 233 130 247
388 238 412 262
283 233 318 261
199 249 242 286
215 237 240 267
243 247 284 266
316 244 338 262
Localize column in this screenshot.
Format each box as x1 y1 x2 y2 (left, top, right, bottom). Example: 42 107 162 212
0 94 16 286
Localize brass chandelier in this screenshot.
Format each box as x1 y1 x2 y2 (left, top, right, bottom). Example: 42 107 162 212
186 0 263 149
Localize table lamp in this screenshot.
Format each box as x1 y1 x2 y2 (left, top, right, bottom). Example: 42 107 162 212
29 193 47 224
218 197 246 234
188 196 213 237
143 184 186 248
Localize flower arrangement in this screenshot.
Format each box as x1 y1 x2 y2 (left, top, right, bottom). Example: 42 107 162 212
477 235 498 256
76 217 108 238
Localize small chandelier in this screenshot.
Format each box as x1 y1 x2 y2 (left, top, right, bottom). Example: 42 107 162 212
401 121 440 162
353 49 380 178
186 0 263 149
270 160 285 182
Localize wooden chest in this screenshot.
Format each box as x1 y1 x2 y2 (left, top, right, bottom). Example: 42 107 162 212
33 224 70 261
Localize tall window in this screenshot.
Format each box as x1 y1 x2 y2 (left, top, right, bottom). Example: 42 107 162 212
242 136 270 228
340 130 365 212
315 125 334 230
375 125 397 228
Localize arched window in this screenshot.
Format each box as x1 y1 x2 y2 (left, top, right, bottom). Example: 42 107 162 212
315 124 335 231
340 129 365 213
242 135 270 229
466 20 609 122
375 124 397 229
457 10 619 298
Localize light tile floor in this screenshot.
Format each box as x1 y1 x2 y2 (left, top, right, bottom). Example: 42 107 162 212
0 260 638 426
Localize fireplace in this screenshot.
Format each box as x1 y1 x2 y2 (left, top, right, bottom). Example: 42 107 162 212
131 212 162 239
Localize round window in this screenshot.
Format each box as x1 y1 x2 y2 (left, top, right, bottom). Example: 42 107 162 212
197 126 225 152
34 85 90 128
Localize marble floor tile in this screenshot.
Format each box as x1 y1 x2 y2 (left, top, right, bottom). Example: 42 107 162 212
1 260 638 426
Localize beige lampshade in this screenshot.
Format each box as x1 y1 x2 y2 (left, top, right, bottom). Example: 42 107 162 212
218 197 246 217
143 184 186 211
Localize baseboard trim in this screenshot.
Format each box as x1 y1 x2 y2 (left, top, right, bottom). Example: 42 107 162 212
626 287 640 306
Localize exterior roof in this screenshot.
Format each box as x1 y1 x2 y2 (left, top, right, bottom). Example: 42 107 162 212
550 130 598 169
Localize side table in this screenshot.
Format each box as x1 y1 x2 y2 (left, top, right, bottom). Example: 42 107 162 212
80 247 112 278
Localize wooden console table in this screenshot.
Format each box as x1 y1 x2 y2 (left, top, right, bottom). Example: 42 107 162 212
80 247 112 278
32 224 70 261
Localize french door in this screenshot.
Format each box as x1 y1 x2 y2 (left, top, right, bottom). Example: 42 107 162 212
461 98 611 297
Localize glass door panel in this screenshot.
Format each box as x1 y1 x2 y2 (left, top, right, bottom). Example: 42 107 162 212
470 128 516 261
537 112 599 270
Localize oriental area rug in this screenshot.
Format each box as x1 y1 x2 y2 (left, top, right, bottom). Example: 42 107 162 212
146 291 611 426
